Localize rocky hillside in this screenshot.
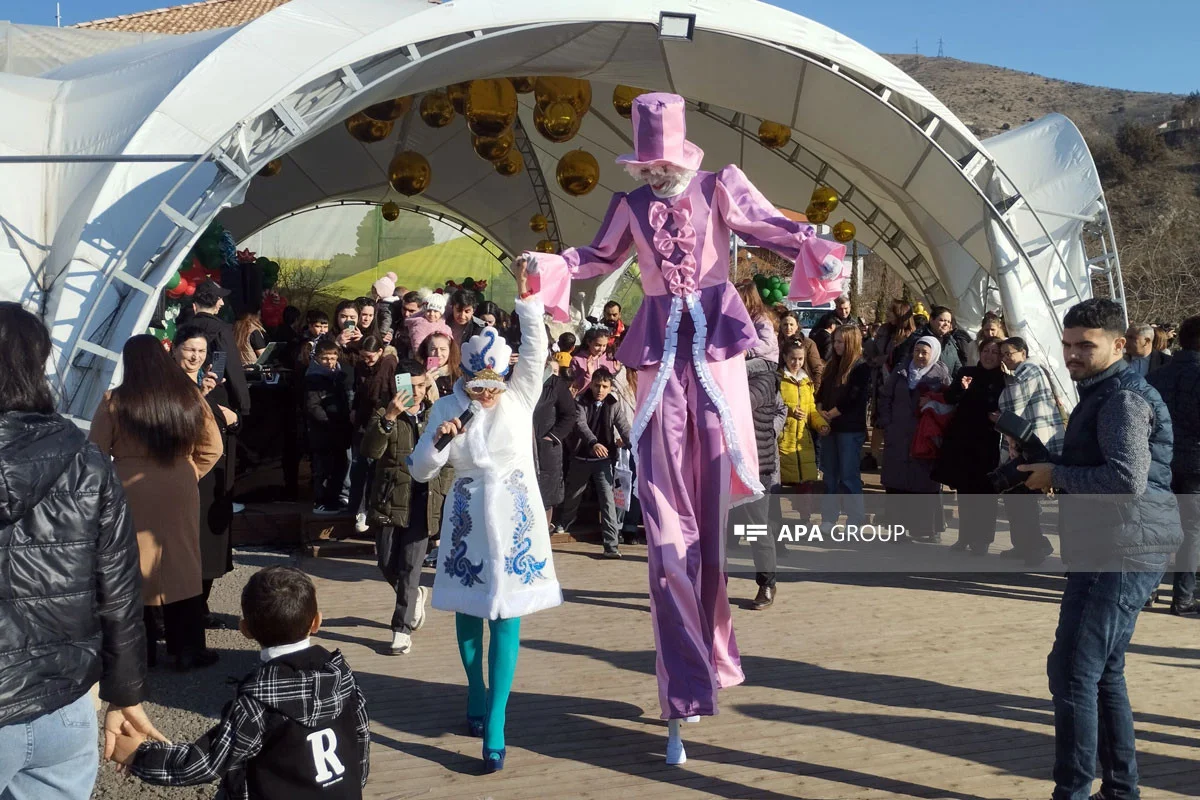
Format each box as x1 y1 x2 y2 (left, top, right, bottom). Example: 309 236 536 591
883 55 1200 324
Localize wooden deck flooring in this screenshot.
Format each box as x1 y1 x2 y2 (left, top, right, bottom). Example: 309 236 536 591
301 539 1200 800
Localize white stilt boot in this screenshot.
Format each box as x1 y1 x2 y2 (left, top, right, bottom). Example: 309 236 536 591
665 716 700 765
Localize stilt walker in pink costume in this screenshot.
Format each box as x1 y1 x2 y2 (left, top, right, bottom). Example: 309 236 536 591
525 94 849 764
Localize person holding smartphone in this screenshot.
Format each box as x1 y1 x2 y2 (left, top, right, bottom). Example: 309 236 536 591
361 360 453 655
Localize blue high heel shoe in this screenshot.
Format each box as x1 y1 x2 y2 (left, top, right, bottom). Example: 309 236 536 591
466 715 485 737
483 746 506 773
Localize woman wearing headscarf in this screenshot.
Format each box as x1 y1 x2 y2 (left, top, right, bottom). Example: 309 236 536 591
931 337 1007 554
878 335 951 541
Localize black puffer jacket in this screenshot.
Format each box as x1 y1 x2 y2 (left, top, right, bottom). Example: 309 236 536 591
0 412 145 725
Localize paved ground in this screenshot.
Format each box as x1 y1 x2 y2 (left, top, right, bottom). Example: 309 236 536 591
94 537 1200 799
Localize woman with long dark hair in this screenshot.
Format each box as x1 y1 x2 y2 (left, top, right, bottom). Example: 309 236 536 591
815 325 872 528
349 334 398 531
0 303 163 798
90 335 223 671
172 325 239 624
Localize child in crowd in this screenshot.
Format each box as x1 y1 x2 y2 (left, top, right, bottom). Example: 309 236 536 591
570 326 619 396
405 291 453 354
778 340 827 496
553 332 577 375
306 340 353 515
557 367 631 558
737 280 779 364
370 271 400 337
112 566 370 799
361 360 454 656
296 308 330 368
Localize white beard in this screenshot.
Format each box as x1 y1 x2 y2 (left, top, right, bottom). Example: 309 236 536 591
625 163 696 198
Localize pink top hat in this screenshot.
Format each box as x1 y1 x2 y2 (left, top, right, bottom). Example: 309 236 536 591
615 92 704 172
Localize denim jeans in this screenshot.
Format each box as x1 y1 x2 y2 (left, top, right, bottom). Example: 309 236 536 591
820 431 866 528
1047 554 1168 800
0 693 98 800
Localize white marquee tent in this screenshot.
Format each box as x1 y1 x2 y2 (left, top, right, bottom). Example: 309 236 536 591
0 0 1122 424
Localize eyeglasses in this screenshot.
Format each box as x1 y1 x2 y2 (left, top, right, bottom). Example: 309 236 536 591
467 386 502 397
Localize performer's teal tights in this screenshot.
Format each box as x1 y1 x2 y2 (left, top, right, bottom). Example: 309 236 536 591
455 613 521 752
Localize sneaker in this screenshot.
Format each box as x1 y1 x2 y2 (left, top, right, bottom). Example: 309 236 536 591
412 586 428 631
751 585 775 610
313 504 340 516
355 512 369 533
423 551 437 568
388 631 412 655
603 547 622 559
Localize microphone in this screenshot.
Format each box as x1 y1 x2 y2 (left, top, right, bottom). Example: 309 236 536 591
435 401 482 451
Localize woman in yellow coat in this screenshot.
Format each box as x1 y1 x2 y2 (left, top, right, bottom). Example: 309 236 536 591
778 340 828 487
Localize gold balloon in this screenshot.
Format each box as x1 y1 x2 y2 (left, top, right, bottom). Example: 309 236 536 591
810 185 839 214
529 213 548 233
805 204 830 225
534 99 580 143
258 159 282 177
363 96 412 122
534 77 592 116
510 77 535 94
557 149 600 197
535 239 557 254
345 113 393 143
419 92 455 128
758 120 791 149
465 79 518 138
495 150 523 177
446 82 471 114
613 85 648 119
388 151 431 197
472 131 514 163
832 220 856 243
381 201 401 222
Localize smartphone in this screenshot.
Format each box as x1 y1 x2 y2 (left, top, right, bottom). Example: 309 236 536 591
210 350 228 379
344 321 356 331
394 372 413 398
425 356 442 371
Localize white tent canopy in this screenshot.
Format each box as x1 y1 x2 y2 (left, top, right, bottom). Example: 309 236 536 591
0 0 1121 422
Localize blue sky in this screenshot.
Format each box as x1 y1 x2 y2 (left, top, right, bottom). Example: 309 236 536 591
6 0 1197 94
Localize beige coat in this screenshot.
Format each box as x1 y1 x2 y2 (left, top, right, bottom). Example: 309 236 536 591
89 393 222 606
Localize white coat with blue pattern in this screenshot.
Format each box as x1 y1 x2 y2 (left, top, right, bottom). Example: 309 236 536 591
409 296 563 620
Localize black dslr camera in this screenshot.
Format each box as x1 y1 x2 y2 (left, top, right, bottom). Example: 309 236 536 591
988 411 1052 493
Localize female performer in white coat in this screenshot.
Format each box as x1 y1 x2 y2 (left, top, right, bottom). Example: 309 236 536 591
409 257 562 773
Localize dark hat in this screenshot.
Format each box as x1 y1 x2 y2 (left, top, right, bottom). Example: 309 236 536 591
193 279 230 305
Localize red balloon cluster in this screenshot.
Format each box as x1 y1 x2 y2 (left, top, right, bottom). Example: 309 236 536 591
166 256 219 299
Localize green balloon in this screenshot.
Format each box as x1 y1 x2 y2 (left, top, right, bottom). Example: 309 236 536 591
165 272 181 291
753 273 766 286
771 289 785 303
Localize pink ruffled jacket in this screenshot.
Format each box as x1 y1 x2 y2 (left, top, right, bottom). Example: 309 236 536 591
528 165 847 497
531 165 847 365
405 315 453 355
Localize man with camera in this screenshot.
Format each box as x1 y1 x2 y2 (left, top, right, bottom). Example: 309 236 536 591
1017 299 1182 800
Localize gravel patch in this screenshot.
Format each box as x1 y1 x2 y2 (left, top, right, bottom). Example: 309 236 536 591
92 548 299 799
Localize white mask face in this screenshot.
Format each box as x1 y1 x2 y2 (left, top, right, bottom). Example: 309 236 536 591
626 163 696 198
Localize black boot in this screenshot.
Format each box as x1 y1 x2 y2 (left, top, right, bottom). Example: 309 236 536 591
751 585 775 610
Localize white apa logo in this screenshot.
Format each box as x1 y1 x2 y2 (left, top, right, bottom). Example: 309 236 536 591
734 524 769 542
306 728 347 785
